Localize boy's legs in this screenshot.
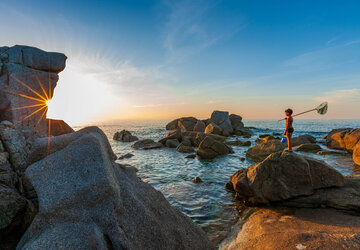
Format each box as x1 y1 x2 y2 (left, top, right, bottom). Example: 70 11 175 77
286 133 293 151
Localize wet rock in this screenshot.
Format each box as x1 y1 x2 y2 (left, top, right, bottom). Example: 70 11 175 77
229 114 244 131
197 136 233 159
232 128 253 138
185 154 196 159
191 177 203 183
204 122 223 135
193 120 205 132
246 139 285 162
47 119 74 136
165 139 179 148
292 134 317 146
0 121 29 172
295 143 322 153
354 143 360 165
255 135 276 143
210 111 233 136
228 151 344 205
131 139 162 150
18 127 214 250
113 130 138 142
177 143 195 153
225 140 251 147
118 153 134 160
259 134 272 138
325 128 353 149
239 157 245 161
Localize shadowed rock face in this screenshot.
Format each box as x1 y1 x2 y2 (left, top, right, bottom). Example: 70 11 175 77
17 127 215 250
0 45 67 136
228 151 344 205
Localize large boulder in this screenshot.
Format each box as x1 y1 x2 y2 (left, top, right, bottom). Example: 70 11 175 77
17 127 214 249
131 139 162 150
193 120 206 132
165 139 180 148
165 117 197 131
113 129 138 142
229 114 244 131
281 175 360 212
204 122 223 135
178 117 198 132
292 134 316 146
326 128 360 151
246 139 285 162
227 151 344 205
0 45 67 136
177 143 195 153
0 121 29 173
47 119 74 136
353 143 360 166
210 111 233 136
197 136 233 159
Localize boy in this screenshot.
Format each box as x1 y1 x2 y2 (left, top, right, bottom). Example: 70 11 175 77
284 108 294 152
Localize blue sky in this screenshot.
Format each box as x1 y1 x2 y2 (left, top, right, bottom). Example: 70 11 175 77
1 0 360 123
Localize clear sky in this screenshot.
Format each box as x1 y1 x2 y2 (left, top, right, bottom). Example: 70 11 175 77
1 0 360 125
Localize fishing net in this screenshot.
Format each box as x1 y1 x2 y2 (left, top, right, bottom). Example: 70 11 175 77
316 102 328 115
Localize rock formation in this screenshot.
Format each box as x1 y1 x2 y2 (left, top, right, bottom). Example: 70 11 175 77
226 151 360 213
17 127 214 249
0 45 68 137
113 129 138 142
0 46 214 249
326 128 360 165
246 139 286 162
131 139 162 150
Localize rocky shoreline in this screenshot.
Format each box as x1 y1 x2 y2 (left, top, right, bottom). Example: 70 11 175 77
1 45 359 249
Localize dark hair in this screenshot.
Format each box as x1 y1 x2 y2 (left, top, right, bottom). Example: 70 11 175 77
285 108 293 115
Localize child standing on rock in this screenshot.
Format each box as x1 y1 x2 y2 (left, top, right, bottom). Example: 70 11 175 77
284 108 294 152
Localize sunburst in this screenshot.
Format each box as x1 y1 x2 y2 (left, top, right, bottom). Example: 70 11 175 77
0 69 53 138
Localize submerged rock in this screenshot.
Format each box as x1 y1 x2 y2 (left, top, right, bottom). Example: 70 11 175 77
295 143 322 153
113 129 138 142
131 139 162 150
292 134 316 146
165 139 180 148
191 177 203 183
118 153 134 160
177 143 195 153
17 127 214 249
246 139 285 162
227 151 344 205
185 154 196 159
225 140 251 147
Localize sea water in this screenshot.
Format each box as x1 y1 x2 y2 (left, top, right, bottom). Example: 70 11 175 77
74 119 360 244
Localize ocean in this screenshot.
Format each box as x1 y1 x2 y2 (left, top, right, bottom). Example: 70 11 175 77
74 119 360 244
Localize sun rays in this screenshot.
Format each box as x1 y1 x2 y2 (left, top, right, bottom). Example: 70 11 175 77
1 69 53 132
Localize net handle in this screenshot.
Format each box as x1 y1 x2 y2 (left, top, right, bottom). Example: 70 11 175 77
278 108 316 122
